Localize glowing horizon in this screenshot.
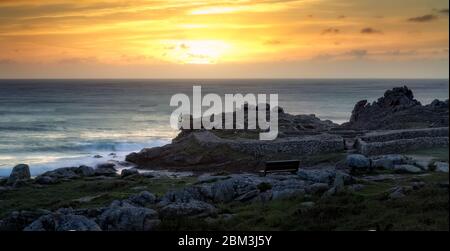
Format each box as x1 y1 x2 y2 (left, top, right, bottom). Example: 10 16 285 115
0 0 448 78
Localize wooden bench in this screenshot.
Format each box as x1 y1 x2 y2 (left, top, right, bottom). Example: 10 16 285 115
263 160 300 176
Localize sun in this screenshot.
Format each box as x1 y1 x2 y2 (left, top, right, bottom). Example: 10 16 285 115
162 40 230 64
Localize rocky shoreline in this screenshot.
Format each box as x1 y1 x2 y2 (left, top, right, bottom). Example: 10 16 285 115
0 86 448 231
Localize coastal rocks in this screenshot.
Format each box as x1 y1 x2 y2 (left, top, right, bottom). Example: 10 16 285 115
434 162 449 173
159 200 217 218
388 186 413 200
39 167 80 180
35 175 59 185
121 168 139 178
78 165 95 177
0 210 50 231
94 163 118 176
24 209 101 231
6 164 31 186
125 191 157 207
98 200 160 231
370 154 408 170
342 86 449 130
393 165 422 174
306 183 329 194
346 154 371 170
297 168 336 184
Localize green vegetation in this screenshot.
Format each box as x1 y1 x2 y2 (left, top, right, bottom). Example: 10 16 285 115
0 176 196 218
159 173 449 231
405 147 449 162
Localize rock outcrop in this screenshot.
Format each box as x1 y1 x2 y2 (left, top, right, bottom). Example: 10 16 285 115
342 86 449 130
6 164 31 186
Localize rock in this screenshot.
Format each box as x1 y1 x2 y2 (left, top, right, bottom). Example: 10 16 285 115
77 165 95 176
38 167 80 180
0 210 50 231
411 181 425 190
7 164 31 185
98 200 160 231
297 169 336 184
73 195 104 203
159 200 217 218
24 209 101 231
121 168 139 178
94 163 117 176
342 86 449 130
272 188 305 200
126 191 156 206
347 154 371 169
332 172 345 193
35 175 59 185
306 183 329 194
372 157 395 170
235 190 260 202
434 162 449 173
394 165 422 174
388 186 412 199
414 160 433 171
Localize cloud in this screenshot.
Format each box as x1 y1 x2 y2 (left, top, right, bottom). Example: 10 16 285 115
322 27 340 35
360 27 382 34
264 40 282 45
345 49 368 59
407 14 438 22
437 8 449 15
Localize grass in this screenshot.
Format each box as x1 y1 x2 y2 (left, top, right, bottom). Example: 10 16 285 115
405 147 449 162
158 172 449 231
0 175 196 218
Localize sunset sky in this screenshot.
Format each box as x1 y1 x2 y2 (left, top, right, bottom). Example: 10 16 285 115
0 0 448 78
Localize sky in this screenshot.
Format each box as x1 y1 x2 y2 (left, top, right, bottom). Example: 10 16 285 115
0 0 448 78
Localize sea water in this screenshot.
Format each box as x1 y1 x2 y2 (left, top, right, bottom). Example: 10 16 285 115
0 79 448 176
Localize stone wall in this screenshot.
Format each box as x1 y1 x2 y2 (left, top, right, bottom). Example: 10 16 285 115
193 131 345 156
356 127 449 156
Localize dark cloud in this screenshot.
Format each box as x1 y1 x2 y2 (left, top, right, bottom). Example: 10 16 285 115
437 9 449 15
361 27 382 34
322 28 340 35
407 14 438 22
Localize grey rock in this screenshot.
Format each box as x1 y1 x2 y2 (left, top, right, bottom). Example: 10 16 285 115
332 172 346 193
372 158 395 170
434 162 449 173
126 191 156 206
297 169 336 184
235 189 260 202
414 160 433 171
94 163 117 176
306 183 329 194
272 188 305 200
35 175 59 185
159 200 217 218
388 186 412 199
346 154 371 169
121 168 139 178
38 167 80 180
24 209 101 231
77 165 95 177
0 210 50 231
7 164 31 185
98 201 160 231
394 164 422 174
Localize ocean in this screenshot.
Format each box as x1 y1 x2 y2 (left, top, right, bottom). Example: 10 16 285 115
0 79 448 176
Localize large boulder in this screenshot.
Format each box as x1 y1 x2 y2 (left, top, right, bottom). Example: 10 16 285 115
94 163 118 176
6 164 31 186
38 167 79 180
125 191 157 207
297 169 336 184
394 165 422 174
97 201 160 231
434 162 449 173
0 210 50 231
24 209 101 231
371 154 408 170
342 86 449 130
346 154 371 169
77 165 95 177
121 168 139 178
